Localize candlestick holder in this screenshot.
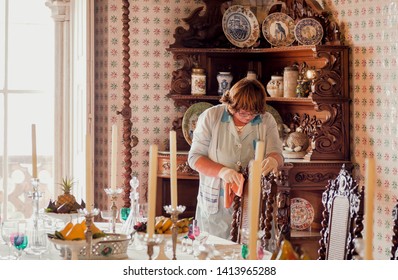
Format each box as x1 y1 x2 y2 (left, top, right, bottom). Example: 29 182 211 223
104 187 123 233
164 205 186 260
78 208 100 259
137 233 164 260
26 178 48 256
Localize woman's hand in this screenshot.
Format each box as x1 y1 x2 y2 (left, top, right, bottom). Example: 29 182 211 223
261 157 278 175
218 167 243 186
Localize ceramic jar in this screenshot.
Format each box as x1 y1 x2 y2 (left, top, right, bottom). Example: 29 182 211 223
266 75 284 97
246 70 257 80
283 66 299 98
217 72 233 95
191 67 206 95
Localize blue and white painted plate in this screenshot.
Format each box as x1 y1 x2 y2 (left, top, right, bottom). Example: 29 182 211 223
222 5 260 48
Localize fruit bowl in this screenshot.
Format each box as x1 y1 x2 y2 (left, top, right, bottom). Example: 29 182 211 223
48 233 131 260
44 211 81 222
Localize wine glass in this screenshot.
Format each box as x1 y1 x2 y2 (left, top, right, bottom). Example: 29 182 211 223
11 222 28 260
101 210 118 232
138 203 148 222
1 221 18 260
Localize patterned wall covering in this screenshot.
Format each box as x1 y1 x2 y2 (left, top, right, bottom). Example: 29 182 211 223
94 0 398 259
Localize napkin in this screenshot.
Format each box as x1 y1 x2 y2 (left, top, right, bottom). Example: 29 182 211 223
224 173 244 208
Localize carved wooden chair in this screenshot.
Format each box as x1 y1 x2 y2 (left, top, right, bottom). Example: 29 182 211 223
230 166 291 251
318 164 364 260
390 202 398 259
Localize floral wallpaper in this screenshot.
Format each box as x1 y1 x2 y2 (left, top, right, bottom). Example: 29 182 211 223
94 0 398 259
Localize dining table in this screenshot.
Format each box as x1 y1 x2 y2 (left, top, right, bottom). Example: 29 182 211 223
0 222 272 260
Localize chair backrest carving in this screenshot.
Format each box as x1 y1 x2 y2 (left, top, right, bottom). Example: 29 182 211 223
318 164 364 260
390 202 398 259
230 165 291 250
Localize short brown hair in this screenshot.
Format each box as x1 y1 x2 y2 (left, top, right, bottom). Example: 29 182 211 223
220 78 267 114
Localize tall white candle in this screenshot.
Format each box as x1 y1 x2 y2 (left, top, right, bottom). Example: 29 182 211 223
255 140 265 162
170 130 178 209
248 159 261 260
364 158 375 260
147 144 158 239
86 134 93 211
31 124 38 178
111 124 118 189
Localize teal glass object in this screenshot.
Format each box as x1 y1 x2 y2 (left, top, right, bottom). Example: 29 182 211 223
120 207 131 221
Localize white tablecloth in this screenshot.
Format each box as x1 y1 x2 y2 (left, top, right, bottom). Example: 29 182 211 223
0 222 271 260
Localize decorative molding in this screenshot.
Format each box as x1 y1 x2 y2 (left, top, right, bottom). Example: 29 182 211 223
45 0 71 22
295 171 337 183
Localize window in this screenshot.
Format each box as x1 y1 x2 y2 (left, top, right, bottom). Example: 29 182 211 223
0 0 55 220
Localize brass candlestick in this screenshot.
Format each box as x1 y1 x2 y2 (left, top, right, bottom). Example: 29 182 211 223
164 205 186 260
104 187 122 233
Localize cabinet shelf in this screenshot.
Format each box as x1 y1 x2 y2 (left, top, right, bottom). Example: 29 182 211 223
166 1 351 259
167 45 348 55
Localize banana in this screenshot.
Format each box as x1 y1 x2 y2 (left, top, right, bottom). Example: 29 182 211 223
161 218 173 232
176 219 186 228
155 218 164 230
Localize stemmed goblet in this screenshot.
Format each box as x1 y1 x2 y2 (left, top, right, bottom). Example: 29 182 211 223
11 222 29 260
100 210 118 233
1 221 18 260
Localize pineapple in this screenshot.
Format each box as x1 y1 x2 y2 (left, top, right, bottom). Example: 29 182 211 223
55 177 77 211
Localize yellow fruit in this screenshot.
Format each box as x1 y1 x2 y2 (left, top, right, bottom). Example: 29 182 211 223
64 223 86 240
182 226 189 233
155 218 164 230
80 220 102 235
275 240 298 260
81 220 87 231
176 219 186 228
161 218 172 232
59 222 73 238
164 229 172 234
89 222 102 235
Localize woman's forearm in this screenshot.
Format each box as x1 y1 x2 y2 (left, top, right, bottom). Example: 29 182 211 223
193 156 225 178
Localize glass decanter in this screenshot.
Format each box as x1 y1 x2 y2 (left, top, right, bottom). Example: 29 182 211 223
121 176 140 235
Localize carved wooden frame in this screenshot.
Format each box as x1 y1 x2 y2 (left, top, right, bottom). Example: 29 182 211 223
318 164 364 260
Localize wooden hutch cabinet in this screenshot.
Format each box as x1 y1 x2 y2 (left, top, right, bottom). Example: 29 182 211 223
156 0 351 259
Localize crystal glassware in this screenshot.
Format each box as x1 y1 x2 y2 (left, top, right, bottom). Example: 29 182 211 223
1 221 18 260
101 210 118 233
11 222 29 260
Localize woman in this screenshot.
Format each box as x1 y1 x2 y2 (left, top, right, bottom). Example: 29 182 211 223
188 78 284 239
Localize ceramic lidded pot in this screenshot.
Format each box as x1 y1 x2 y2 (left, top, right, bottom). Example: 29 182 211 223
191 67 206 95
283 66 299 98
217 72 233 95
266 75 284 97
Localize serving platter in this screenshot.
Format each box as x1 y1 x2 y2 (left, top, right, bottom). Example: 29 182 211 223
294 17 324 45
290 197 315 231
182 102 213 145
262 12 295 47
222 5 260 48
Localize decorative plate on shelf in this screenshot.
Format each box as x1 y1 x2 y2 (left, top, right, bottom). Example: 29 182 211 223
290 197 315 230
182 102 213 146
265 104 283 127
294 18 324 45
262 12 295 47
222 5 260 48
